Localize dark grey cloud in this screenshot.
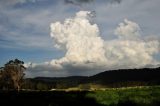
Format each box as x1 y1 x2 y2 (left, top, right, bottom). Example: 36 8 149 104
110 0 122 4
64 0 122 6
64 0 94 5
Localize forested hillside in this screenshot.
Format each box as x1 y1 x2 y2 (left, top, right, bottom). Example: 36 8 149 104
22 67 160 90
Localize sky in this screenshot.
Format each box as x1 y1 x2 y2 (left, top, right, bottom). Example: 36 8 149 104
0 0 160 77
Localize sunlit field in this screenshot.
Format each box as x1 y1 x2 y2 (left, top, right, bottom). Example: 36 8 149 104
0 86 160 106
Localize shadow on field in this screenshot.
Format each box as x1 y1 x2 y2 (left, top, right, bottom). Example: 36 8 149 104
0 91 105 106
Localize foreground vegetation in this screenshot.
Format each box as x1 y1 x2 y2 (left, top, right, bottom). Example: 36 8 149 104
0 86 160 106
87 86 160 106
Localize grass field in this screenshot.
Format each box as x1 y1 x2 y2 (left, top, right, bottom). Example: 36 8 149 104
87 86 160 106
0 86 160 106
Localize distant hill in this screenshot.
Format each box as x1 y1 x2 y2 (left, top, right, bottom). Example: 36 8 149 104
89 68 160 87
23 67 160 89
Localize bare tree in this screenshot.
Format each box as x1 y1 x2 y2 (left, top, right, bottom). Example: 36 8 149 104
1 59 26 91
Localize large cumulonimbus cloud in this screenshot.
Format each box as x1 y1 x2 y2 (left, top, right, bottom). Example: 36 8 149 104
50 11 159 68
50 11 107 64
26 11 159 77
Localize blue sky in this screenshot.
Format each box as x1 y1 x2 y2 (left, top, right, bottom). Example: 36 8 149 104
0 0 160 77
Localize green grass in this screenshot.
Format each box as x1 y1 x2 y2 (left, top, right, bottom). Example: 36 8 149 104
86 86 160 106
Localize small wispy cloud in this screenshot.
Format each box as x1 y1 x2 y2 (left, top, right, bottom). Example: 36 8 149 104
0 0 37 8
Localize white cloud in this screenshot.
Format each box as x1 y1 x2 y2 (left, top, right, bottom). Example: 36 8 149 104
104 19 159 68
50 11 159 69
50 11 107 64
114 19 140 39
26 11 160 77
